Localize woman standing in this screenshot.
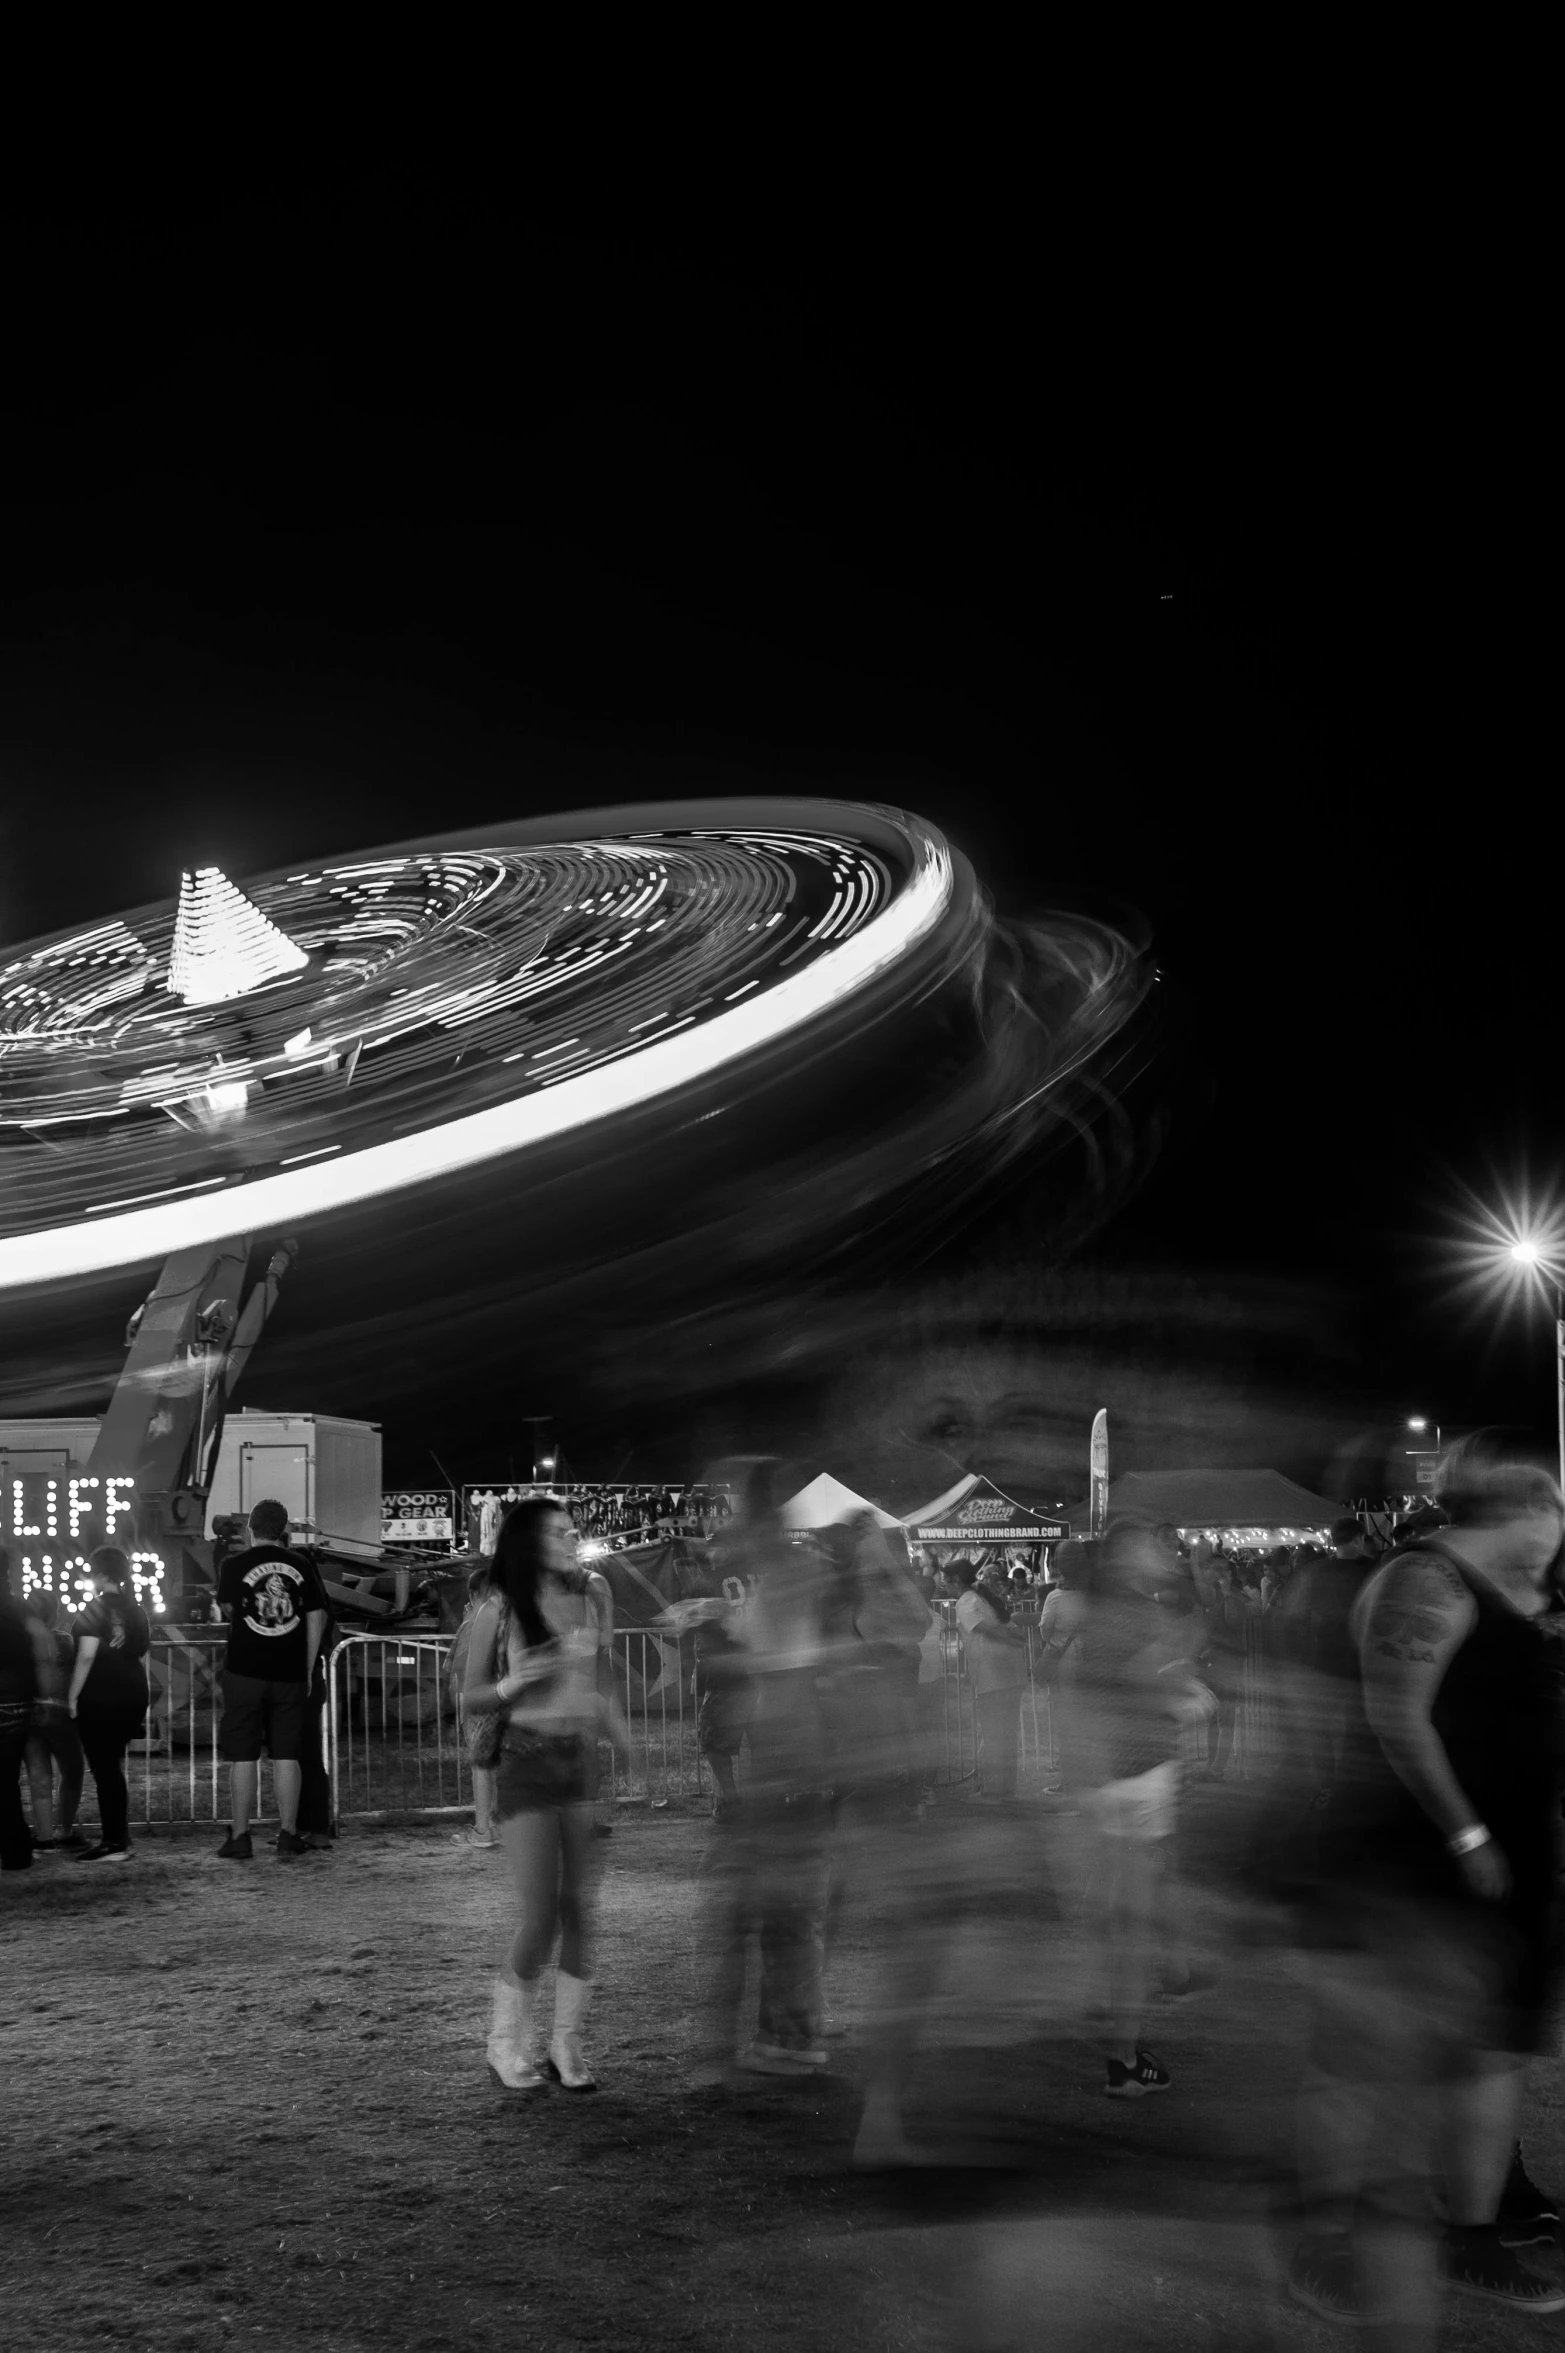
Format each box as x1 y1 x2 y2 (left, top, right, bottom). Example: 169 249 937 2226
463 1499 621 2093
66 1547 151 1864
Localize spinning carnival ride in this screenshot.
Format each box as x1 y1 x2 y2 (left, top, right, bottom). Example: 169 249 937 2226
0 800 976 1592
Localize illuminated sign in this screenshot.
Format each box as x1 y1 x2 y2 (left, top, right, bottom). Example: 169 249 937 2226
381 1489 457 1546
9 1472 165 1613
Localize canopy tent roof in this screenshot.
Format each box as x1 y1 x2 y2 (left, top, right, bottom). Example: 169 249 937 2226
780 1472 902 1532
902 1472 1070 1544
1103 1468 1344 1530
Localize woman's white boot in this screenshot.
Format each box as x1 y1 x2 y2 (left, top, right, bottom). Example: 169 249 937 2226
486 1973 544 2091
546 1971 597 2092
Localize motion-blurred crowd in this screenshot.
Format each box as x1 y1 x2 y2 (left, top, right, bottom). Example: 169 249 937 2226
670 1444 1565 2332
7 1434 1564 2339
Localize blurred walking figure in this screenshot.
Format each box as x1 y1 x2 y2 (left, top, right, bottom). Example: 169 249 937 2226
1037 1539 1093 1787
448 1564 499 1848
22 1590 84 1849
1190 1545 1249 1779
938 1558 1027 1800
0 1557 40 1874
65 1548 151 1864
1287 1441 1565 2332
1074 1523 1215 2097
464 1498 626 2093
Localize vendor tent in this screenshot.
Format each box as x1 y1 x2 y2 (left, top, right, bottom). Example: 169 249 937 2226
781 1473 902 1532
902 1473 1069 1544
1103 1468 1343 1531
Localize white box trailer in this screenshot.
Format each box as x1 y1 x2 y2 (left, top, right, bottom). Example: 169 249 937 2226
0 1411 383 1561
202 1411 382 1556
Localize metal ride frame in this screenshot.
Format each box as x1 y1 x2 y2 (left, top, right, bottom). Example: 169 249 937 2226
73 1620 1277 1834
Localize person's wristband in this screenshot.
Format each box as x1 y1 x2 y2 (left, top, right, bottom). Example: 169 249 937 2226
495 1673 516 1703
1447 1823 1491 1857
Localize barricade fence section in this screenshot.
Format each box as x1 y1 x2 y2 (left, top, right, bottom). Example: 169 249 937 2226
58 1614 1275 1833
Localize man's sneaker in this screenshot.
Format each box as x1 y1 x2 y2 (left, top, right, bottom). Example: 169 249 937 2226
216 1831 253 1861
275 1829 314 1860
1440 2225 1565 2310
1287 2234 1372 2325
1498 2143 1560 2247
1103 2048 1171 2097
75 1843 131 1863
59 1828 89 1850
737 2041 827 2075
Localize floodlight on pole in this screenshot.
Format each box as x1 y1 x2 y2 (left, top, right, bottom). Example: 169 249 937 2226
1475 1213 1565 1492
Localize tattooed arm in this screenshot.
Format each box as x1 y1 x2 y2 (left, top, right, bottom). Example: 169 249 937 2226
1357 1550 1508 1900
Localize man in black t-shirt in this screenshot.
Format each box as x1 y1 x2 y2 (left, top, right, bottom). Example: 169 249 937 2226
215 1499 329 1861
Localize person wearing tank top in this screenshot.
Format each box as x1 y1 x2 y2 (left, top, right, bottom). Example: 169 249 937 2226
1286 1443 1565 2328
463 1497 627 2096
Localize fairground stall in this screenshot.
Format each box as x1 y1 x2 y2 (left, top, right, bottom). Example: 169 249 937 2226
1101 1467 1343 1548
901 1472 1070 1577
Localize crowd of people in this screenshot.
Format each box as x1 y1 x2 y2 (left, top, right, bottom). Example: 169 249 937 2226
7 1436 1564 2340
448 1440 1565 2337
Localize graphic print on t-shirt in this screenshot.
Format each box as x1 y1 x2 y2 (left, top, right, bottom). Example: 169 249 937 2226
219 1546 328 1682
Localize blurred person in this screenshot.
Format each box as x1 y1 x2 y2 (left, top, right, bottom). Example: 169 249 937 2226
1073 1523 1216 2096
1191 1549 1249 1780
937 1557 1028 1801
22 1589 84 1849
693 1579 755 1819
0 1558 40 1874
1037 1538 1093 1787
464 1498 625 2093
731 1469 836 2075
449 1563 500 1847
214 1500 330 1862
65 1548 151 1864
1287 1442 1565 2330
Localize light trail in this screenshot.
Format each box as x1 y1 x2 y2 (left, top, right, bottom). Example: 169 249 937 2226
0 813 953 1289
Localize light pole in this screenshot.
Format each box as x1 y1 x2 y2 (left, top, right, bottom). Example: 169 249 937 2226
1509 1241 1565 1493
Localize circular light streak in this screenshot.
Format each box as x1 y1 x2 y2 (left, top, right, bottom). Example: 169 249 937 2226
0 808 954 1290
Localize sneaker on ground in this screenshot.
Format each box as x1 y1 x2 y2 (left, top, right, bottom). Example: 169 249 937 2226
275 1829 314 1859
1498 2143 1560 2247
1441 2226 1565 2310
1103 2048 1171 2098
216 1831 253 1861
738 2041 827 2075
76 1844 131 1863
59 1829 90 1849
1286 2234 1372 2326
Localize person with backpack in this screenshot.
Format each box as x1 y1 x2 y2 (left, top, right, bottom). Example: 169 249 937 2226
64 1546 152 1864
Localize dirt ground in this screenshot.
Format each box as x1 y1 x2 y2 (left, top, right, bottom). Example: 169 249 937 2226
2 1791 1563 2352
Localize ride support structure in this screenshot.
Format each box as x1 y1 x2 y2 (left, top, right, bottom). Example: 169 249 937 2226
86 1236 296 1594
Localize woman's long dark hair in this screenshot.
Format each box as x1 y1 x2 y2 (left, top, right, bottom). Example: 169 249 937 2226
489 1500 564 1650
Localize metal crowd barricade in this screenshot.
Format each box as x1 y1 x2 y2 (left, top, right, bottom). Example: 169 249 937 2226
106 1605 1277 1834
324 1627 710 1823
125 1631 229 1827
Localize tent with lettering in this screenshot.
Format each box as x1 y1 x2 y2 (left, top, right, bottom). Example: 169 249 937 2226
901 1473 1070 1546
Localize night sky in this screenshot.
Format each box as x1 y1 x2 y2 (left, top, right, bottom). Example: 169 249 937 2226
0 181 1549 1486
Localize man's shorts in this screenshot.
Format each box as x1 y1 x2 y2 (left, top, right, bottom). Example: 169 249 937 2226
1081 1759 1180 1841
220 1670 307 1763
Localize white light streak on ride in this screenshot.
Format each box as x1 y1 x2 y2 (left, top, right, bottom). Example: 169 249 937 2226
167 867 309 1004
0 838 952 1289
